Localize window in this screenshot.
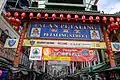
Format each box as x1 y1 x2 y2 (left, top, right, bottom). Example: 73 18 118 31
48 0 84 4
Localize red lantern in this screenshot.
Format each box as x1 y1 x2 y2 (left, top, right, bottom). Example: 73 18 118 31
102 16 107 23
96 16 100 22
82 15 86 22
67 14 71 21
116 17 120 23
6 12 11 18
15 19 21 26
89 16 93 22
109 17 114 23
10 17 16 22
74 15 79 21
60 14 64 20
29 13 33 19
21 12 26 19
37 13 41 19
44 13 48 19
14 12 19 18
114 22 119 30
52 13 56 20
106 29 110 34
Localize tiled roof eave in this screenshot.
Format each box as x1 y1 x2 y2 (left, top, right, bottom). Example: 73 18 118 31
7 8 120 17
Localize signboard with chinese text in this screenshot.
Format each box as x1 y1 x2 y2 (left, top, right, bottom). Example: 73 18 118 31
23 39 106 49
29 22 102 40
43 48 98 62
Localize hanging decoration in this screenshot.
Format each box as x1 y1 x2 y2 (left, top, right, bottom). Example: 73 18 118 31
89 16 93 23
82 15 86 22
96 16 100 22
106 29 110 34
14 12 19 18
52 13 56 20
29 13 33 19
109 17 114 23
6 12 11 18
10 17 15 25
102 16 107 23
15 18 21 26
14 18 21 31
116 17 120 24
37 13 41 19
108 22 119 31
44 13 48 19
60 14 64 20
67 14 71 21
74 15 79 21
21 12 26 19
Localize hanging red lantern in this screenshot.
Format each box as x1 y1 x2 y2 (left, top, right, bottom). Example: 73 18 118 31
37 13 41 19
82 15 86 22
21 12 26 19
109 17 114 23
89 16 93 23
74 15 79 21
60 14 64 20
44 13 48 19
108 24 113 31
52 13 56 20
106 29 110 34
15 18 21 26
102 16 107 23
113 22 119 30
67 14 71 21
6 12 11 18
96 16 100 22
14 12 19 18
29 13 33 19
116 17 120 24
10 17 16 23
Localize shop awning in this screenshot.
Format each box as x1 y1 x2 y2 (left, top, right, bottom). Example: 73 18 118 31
105 66 120 71
89 62 110 73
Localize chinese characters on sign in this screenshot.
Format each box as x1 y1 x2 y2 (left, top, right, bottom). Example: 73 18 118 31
29 22 102 40
42 48 98 62
23 39 106 49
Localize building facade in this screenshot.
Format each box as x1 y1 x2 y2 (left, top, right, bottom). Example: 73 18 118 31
2 0 120 80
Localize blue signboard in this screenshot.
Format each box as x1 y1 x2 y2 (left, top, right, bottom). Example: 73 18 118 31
29 22 102 40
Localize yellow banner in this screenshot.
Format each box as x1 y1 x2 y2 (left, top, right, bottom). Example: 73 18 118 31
23 39 106 49
43 56 71 61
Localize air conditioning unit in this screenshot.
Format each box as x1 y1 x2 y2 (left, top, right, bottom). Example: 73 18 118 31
30 1 45 8
46 0 86 7
91 5 97 11
31 2 38 7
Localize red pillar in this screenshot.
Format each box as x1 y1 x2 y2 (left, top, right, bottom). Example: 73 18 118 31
104 28 116 68
13 24 26 67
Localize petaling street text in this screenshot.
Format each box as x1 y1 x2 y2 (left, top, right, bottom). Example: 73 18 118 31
37 23 97 30
43 33 88 38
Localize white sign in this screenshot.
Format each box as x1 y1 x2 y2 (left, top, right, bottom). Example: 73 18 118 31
48 61 70 66
29 47 42 60
4 39 19 48
23 39 106 49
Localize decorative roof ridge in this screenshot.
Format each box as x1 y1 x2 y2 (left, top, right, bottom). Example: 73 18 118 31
7 8 120 16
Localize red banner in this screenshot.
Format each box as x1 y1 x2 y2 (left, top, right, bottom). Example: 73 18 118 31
43 48 98 62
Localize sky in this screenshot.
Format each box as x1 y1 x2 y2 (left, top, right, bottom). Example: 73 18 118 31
98 0 120 14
